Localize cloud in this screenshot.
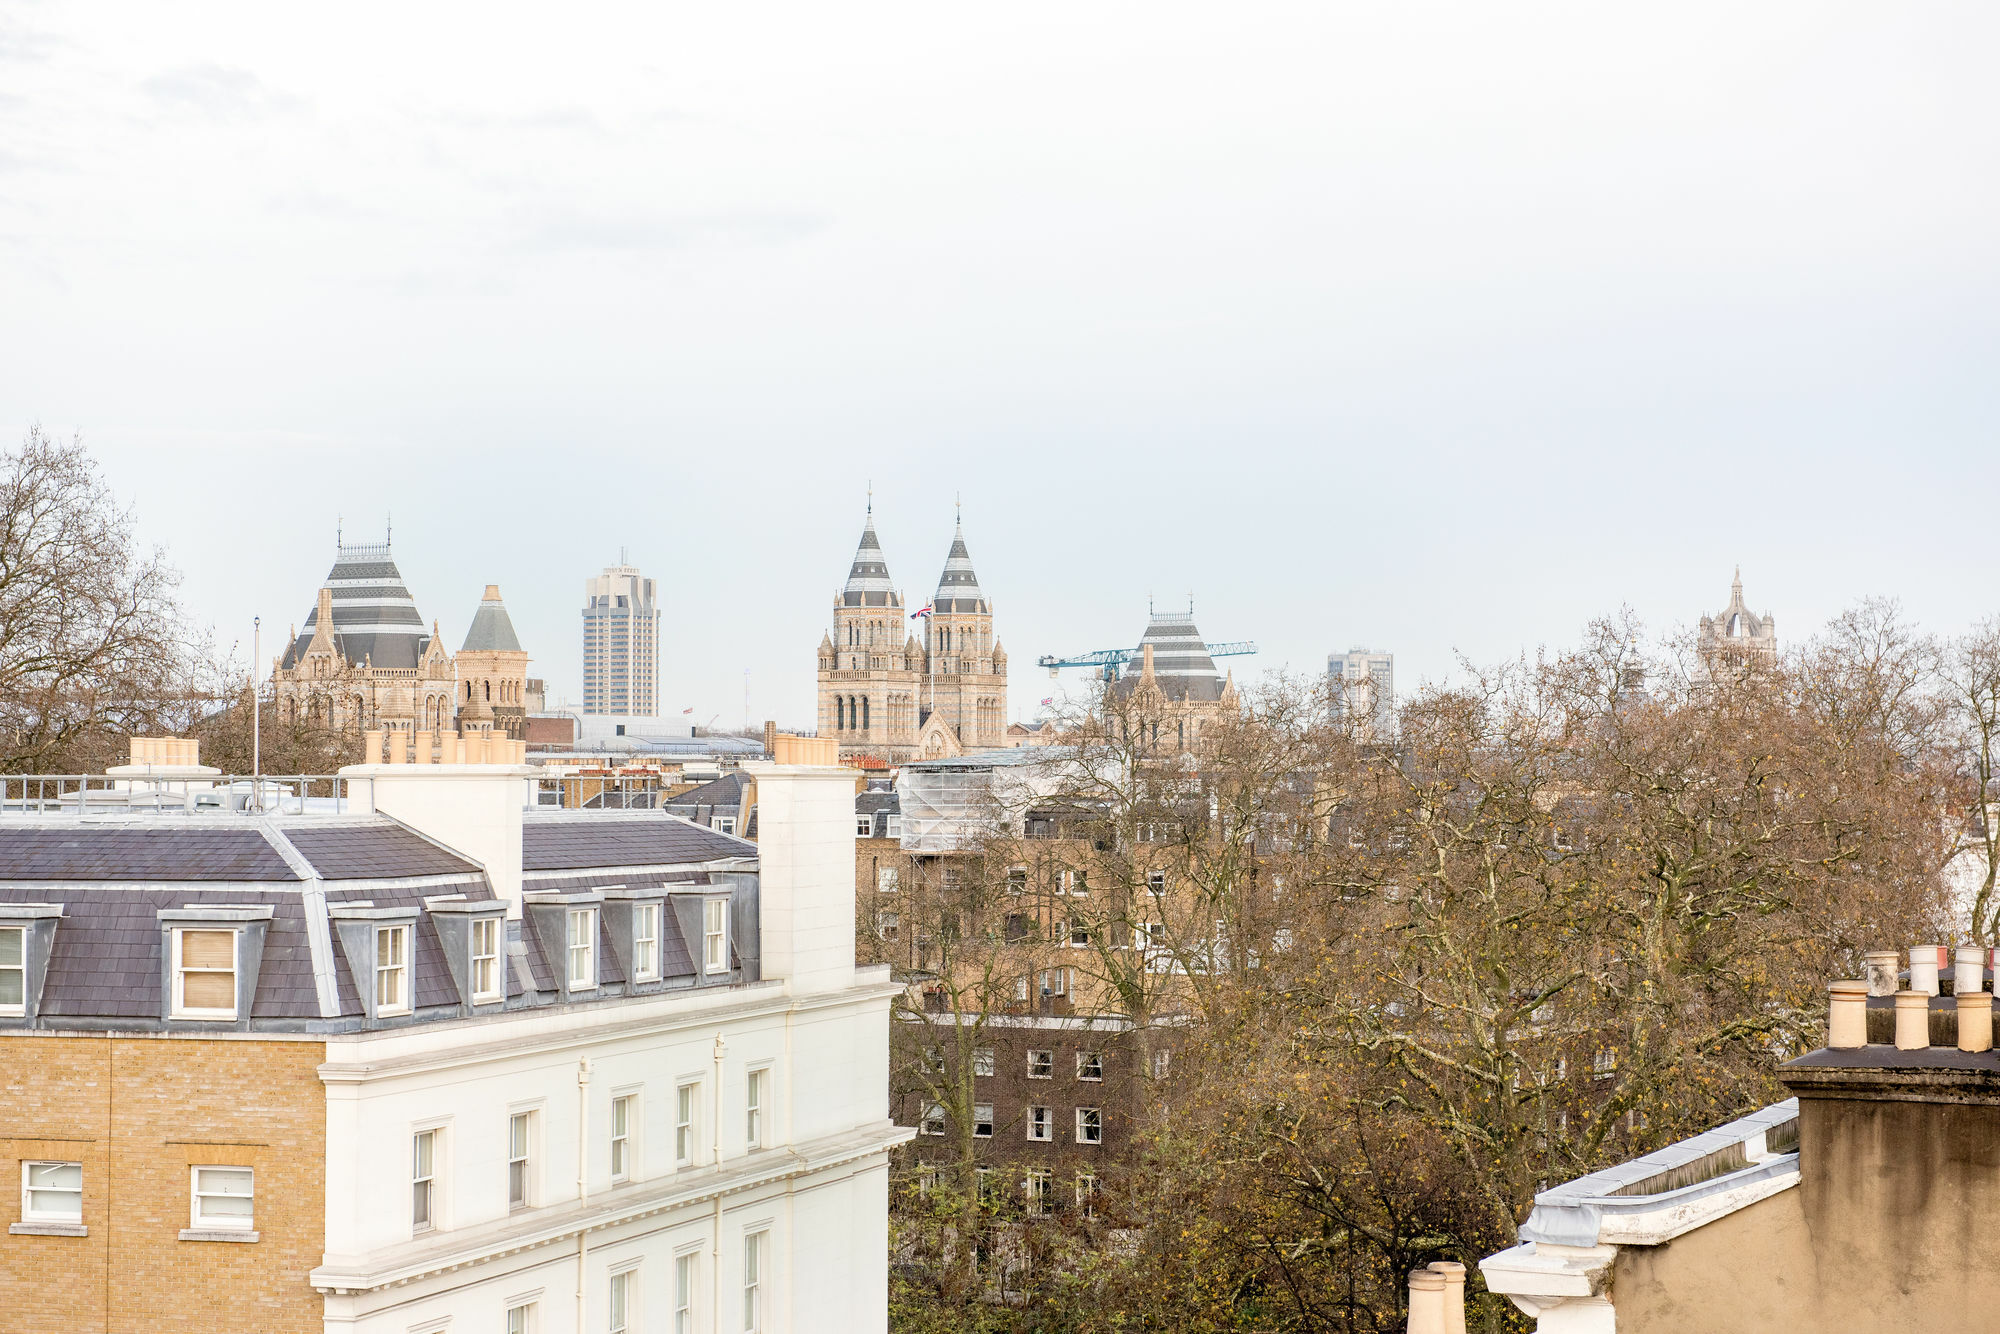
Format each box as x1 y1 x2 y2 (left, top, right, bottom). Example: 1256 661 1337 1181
142 64 306 121
513 207 826 254
0 19 63 66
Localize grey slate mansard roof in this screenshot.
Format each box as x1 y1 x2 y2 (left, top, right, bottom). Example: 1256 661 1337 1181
280 538 436 672
0 809 759 1033
1129 610 1224 702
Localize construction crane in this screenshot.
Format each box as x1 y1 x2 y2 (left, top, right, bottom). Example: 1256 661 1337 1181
1038 641 1258 682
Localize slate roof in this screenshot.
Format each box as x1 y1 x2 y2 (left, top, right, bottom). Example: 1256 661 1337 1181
840 508 902 609
281 538 436 672
0 826 300 882
660 772 749 813
931 515 989 614
461 586 524 653
522 814 756 870
282 825 480 880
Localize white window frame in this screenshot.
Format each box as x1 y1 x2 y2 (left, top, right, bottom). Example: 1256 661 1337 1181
171 927 238 1021
875 909 899 941
1076 1170 1098 1218
506 1301 536 1334
470 915 502 1003
632 902 662 983
675 1080 700 1167
857 813 874 837
1146 870 1167 896
411 1128 439 1233
918 1102 945 1136
746 1067 769 1151
20 1160 82 1223
1152 1049 1171 1079
877 866 899 893
703 898 730 974
885 814 903 839
0 924 25 1016
972 1047 995 1077
508 1109 538 1210
611 1092 638 1183
375 923 410 1016
1025 1166 1052 1217
713 815 737 835
1076 1107 1102 1145
1077 1051 1104 1081
565 908 597 991
1026 1106 1052 1142
973 1103 994 1138
743 1229 768 1333
674 1248 700 1334
1027 1049 1054 1079
608 1263 639 1334
189 1164 254 1232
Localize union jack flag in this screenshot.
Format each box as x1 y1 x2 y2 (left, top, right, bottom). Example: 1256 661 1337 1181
911 604 932 619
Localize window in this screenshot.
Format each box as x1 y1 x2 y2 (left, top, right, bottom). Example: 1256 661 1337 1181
1024 1167 1052 1217
1152 1049 1171 1079
609 1267 636 1334
704 899 729 974
1039 968 1068 998
973 1103 994 1138
506 1302 534 1334
675 1252 698 1334
1076 1171 1099 1219
21 1161 81 1223
375 924 410 1015
1069 924 1089 949
1077 1051 1104 1081
917 1161 938 1196
189 1165 254 1231
676 1082 699 1166
565 909 597 990
743 1230 767 1332
172 928 237 1019
919 1102 945 1136
975 1167 998 1204
886 815 902 839
1146 870 1166 896
920 1045 945 1075
0 925 23 1015
1076 1108 1102 1144
713 815 736 835
876 910 899 942
1006 866 1026 894
1072 870 1088 896
633 903 662 982
971 1047 996 1077
470 916 502 1002
746 1069 767 1150
857 813 874 837
411 1131 436 1231
1027 1049 1054 1079
1026 1106 1052 1141
1593 1048 1618 1081
878 866 899 892
508 1111 534 1209
611 1094 636 1182
1013 975 1029 1003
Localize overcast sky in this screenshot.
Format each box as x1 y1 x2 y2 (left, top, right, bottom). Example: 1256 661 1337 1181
4 3 1996 726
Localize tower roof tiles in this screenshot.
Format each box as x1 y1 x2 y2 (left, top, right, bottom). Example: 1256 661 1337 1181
841 506 902 609
932 513 988 615
281 536 436 671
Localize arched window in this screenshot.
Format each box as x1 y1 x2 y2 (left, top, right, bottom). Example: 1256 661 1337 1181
836 697 846 730
483 681 491 701
863 696 871 731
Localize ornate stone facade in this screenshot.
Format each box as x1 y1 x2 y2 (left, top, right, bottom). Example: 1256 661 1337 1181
271 538 530 741
816 504 1008 763
1111 608 1240 752
1698 569 1778 674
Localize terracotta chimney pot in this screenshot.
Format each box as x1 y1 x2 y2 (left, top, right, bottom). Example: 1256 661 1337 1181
1829 980 1869 1049
362 729 384 766
1894 991 1931 1051
1427 1261 1467 1334
1407 1269 1446 1334
1863 950 1901 997
386 730 407 765
1959 991 1994 1054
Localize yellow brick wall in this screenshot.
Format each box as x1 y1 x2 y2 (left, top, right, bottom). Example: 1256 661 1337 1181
0 1033 325 1334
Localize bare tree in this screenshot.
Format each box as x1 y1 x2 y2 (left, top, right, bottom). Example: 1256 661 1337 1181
1941 616 2000 941
0 427 191 772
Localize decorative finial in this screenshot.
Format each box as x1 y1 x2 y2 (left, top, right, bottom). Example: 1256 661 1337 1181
336 515 342 549
386 511 392 546
955 492 961 526
867 480 873 516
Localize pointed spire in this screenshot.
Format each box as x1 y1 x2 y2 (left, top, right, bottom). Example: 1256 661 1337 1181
841 500 900 609
933 504 988 614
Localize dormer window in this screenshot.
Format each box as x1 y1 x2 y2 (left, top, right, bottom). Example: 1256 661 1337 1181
567 908 598 990
470 916 502 1003
375 925 411 1016
173 928 239 1020
703 899 729 974
0 927 23 1017
633 902 661 983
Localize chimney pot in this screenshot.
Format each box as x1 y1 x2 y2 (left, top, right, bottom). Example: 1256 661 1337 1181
1895 991 1931 1051
1910 945 1945 996
1957 946 1987 997
1829 980 1869 1049
1407 1269 1447 1334
386 730 408 765
1864 950 1902 997
362 729 385 766
1958 990 1994 1054
412 729 433 764
1426 1261 1467 1334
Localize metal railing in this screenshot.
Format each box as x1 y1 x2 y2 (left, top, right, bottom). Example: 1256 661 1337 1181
0 774 356 815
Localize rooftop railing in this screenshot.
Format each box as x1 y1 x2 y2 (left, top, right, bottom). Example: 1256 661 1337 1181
0 774 569 815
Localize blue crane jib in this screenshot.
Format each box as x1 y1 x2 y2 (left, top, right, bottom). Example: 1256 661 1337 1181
1037 641 1258 681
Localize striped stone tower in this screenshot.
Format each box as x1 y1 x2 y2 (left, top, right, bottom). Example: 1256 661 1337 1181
921 505 1007 750
818 500 925 760
272 531 457 734
1116 602 1239 752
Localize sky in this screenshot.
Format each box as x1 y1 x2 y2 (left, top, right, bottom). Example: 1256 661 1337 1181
3 3 1997 728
